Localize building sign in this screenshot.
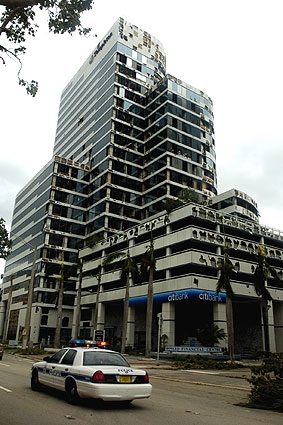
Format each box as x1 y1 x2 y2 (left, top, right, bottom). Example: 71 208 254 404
165 346 222 353
94 329 105 342
89 32 113 64
129 289 226 306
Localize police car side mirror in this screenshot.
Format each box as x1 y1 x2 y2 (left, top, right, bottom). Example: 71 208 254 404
43 356 51 362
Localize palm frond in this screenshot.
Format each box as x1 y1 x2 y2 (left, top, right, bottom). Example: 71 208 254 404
216 247 234 297
253 245 282 301
103 251 124 267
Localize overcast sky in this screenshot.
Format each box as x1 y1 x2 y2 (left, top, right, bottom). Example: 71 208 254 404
1 0 282 272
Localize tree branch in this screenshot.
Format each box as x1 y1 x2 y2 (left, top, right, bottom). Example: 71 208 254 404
0 0 41 7
0 6 23 35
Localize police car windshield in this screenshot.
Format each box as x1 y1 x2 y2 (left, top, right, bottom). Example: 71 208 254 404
83 351 130 366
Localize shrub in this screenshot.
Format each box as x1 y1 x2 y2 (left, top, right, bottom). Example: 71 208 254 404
248 352 283 411
173 354 245 370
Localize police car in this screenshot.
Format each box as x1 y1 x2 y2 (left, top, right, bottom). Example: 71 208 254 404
30 346 152 404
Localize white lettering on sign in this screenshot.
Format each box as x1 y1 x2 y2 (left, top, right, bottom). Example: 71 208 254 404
165 346 222 353
198 292 223 302
167 292 189 302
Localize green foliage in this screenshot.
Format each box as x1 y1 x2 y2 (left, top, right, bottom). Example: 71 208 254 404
164 188 200 214
0 217 12 259
196 324 226 347
140 236 156 282
120 249 140 286
179 187 200 203
248 353 283 411
102 248 140 285
17 346 46 355
0 0 93 95
216 245 234 297
85 232 104 248
253 245 282 302
173 354 245 370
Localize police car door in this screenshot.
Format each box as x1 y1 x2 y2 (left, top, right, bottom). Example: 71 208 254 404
43 349 68 388
51 349 77 391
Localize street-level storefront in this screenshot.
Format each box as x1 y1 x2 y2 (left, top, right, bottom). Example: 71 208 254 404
96 288 282 354
127 289 227 351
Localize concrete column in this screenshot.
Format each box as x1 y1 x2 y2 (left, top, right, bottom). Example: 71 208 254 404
71 302 79 339
30 306 41 344
0 300 6 339
213 302 227 349
166 246 171 280
96 302 105 331
274 302 283 352
268 302 276 352
162 302 175 347
126 306 135 347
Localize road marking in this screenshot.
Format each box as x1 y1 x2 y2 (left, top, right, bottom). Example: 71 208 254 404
182 369 219 375
0 386 12 393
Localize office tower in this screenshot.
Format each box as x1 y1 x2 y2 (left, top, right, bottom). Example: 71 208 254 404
52 17 217 238
4 19 281 356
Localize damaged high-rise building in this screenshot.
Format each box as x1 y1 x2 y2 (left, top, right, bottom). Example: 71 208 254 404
1 18 283 354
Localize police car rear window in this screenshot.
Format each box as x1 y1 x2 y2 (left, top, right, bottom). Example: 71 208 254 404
83 352 130 367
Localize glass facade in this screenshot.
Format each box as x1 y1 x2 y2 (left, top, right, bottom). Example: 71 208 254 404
1 18 223 346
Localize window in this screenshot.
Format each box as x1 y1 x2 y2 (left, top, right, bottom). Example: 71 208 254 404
62 317 69 327
41 315 48 325
83 352 130 366
48 349 68 363
61 349 76 365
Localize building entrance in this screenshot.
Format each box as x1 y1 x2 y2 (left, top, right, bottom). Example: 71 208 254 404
233 299 262 354
175 300 213 346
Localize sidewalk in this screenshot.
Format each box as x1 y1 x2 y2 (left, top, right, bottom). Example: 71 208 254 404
16 352 256 382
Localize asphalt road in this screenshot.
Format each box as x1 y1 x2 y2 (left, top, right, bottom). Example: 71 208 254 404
0 354 282 425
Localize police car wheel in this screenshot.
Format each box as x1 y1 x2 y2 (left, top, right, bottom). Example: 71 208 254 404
65 380 79 405
31 369 41 391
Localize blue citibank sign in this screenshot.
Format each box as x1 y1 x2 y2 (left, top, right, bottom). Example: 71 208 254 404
129 289 226 306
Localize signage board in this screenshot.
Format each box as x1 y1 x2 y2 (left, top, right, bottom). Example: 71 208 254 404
165 346 222 353
94 330 105 342
129 289 226 306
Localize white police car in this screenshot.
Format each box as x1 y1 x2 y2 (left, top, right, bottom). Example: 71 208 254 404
31 347 152 404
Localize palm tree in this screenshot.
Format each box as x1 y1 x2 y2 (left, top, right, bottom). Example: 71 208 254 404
84 233 105 335
54 253 76 347
73 258 83 339
104 246 139 353
140 234 156 358
73 250 113 340
196 324 226 347
120 248 140 353
54 258 65 348
253 245 282 352
216 245 235 361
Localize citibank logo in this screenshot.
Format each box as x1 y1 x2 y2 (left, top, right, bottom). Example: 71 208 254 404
168 291 189 302
199 291 223 302
166 289 224 303
129 289 225 306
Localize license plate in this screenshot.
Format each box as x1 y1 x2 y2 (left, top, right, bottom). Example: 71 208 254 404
120 375 131 383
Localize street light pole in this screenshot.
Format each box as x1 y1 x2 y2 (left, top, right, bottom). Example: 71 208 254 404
156 312 162 366
22 246 37 350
